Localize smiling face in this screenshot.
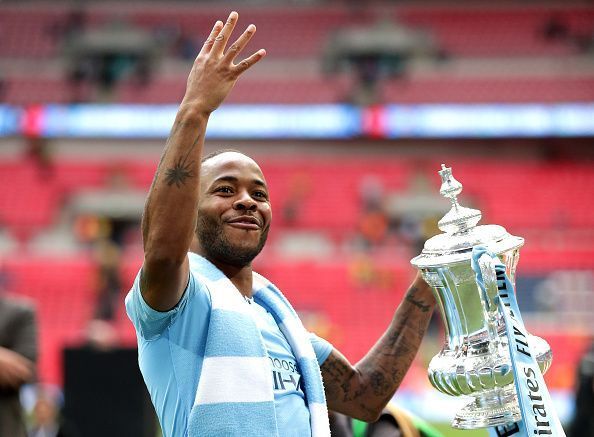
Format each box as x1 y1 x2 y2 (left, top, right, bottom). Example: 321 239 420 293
195 151 272 267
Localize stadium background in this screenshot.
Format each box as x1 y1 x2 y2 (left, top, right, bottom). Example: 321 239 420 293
0 1 593 435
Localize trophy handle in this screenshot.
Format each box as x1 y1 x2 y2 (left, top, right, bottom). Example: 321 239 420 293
476 253 501 352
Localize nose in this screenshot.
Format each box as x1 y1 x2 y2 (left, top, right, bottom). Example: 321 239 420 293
233 191 257 211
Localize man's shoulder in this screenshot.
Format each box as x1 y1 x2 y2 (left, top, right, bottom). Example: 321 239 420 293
125 254 213 328
0 294 36 315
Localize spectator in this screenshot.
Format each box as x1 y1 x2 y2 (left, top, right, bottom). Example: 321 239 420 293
0 288 38 437
569 340 594 437
92 238 122 321
28 386 79 437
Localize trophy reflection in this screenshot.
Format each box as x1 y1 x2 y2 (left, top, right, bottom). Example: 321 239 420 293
411 165 552 429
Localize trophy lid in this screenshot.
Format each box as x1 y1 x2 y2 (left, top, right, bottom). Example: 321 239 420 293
411 164 524 268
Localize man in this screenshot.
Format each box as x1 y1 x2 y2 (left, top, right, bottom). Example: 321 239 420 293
0 292 38 437
125 11 436 437
570 341 594 437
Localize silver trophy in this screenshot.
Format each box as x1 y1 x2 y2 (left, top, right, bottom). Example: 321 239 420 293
411 165 552 429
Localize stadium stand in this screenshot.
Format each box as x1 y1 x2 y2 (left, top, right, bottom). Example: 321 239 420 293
2 154 594 387
1 3 593 105
0 4 592 430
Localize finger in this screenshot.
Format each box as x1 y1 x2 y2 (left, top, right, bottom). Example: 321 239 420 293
223 24 256 63
199 20 224 56
212 11 238 56
233 49 267 75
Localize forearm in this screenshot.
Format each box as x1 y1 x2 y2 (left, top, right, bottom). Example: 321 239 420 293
142 12 263 263
142 107 208 264
355 276 435 417
140 108 208 310
322 274 435 421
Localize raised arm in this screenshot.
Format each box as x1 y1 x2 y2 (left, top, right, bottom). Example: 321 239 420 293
140 12 266 311
321 273 436 422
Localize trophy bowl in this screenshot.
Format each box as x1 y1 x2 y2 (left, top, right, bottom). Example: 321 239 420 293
411 165 552 429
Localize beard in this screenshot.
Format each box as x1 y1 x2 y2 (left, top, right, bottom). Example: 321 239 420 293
196 214 269 267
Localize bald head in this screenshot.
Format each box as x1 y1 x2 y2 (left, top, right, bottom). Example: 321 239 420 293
200 151 266 192
201 149 252 165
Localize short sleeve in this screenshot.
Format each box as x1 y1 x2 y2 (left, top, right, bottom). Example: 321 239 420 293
125 267 199 340
309 332 333 366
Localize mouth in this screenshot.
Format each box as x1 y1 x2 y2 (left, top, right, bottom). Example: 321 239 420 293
226 215 262 230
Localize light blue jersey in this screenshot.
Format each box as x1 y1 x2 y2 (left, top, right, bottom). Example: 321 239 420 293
125 254 333 437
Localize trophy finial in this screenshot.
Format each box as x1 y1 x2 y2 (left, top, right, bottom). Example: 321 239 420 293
439 164 463 206
437 164 482 234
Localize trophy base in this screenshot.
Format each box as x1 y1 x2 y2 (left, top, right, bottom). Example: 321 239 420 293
452 386 520 429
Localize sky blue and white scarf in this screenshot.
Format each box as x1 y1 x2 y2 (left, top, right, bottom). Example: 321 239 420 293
187 255 330 437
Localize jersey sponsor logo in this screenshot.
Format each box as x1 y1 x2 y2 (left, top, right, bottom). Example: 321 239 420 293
269 357 302 392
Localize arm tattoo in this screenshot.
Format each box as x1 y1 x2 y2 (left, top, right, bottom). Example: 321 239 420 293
369 369 390 396
163 125 201 188
165 160 195 188
322 354 365 403
405 286 432 312
142 151 167 243
321 281 434 419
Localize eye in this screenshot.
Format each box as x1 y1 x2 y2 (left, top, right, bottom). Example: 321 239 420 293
253 190 269 200
214 186 234 194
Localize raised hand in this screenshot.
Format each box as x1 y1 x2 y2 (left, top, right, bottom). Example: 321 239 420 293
181 11 266 115
140 11 266 312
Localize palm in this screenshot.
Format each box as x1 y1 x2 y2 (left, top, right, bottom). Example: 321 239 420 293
181 12 265 114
